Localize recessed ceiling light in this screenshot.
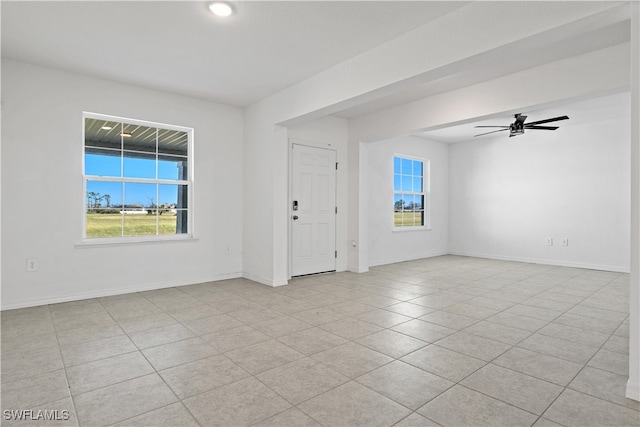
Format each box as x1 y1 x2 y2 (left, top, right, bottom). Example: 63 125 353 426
121 132 132 138
101 126 113 130
209 2 233 17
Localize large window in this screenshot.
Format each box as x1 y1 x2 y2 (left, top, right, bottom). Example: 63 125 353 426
393 155 429 228
83 113 193 241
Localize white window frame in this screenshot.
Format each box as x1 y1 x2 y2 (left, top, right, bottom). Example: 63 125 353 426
393 154 431 231
81 112 194 245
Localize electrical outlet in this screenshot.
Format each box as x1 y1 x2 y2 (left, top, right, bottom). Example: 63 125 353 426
546 237 553 246
26 258 38 272
562 238 569 247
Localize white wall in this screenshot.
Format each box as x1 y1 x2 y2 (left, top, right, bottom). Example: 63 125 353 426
287 116 349 274
242 103 279 285
366 136 448 266
448 96 631 271
1 60 244 309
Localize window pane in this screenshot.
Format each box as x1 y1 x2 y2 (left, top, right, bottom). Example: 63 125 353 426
402 211 415 227
86 210 122 238
158 129 188 157
158 155 188 180
85 148 121 177
413 177 423 193
158 210 177 235
406 194 415 210
402 175 412 192
85 118 121 150
86 178 123 238
159 184 188 208
122 124 156 153
401 158 412 175
86 180 122 209
400 194 409 210
415 195 424 210
393 174 401 191
124 152 156 179
124 182 157 210
124 211 157 236
413 160 423 177
393 157 401 174
394 193 404 211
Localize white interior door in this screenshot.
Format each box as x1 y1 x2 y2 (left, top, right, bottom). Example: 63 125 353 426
291 144 337 276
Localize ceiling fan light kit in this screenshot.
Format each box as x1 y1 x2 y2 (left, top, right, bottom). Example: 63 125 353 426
474 113 569 138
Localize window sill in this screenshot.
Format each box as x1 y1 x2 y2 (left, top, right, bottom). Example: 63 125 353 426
75 235 197 248
392 226 431 233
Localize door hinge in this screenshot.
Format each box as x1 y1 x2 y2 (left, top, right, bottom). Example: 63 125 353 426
335 206 337 214
335 250 337 258
335 162 338 170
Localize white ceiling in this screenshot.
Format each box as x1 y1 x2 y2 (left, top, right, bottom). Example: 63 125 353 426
2 0 630 141
1 1 467 107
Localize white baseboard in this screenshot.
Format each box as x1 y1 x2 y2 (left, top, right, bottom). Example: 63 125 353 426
448 250 630 273
347 265 369 273
242 272 288 287
626 380 640 402
0 272 243 311
369 251 449 268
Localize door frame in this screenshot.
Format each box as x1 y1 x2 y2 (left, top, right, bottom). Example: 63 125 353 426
288 139 338 279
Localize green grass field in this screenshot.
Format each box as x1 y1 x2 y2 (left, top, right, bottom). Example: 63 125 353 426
86 213 179 238
394 211 423 227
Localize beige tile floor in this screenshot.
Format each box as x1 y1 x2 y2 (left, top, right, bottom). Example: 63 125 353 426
1 255 639 426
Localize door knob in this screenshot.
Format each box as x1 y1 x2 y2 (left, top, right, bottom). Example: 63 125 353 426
292 215 299 220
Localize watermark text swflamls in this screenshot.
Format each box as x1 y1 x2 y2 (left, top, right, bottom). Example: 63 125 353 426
3 409 70 421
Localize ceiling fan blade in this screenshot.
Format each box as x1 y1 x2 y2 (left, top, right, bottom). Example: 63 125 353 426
525 115 569 126
474 125 510 128
474 129 509 137
525 125 559 130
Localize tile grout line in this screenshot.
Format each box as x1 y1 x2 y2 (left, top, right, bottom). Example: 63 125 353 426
47 303 81 427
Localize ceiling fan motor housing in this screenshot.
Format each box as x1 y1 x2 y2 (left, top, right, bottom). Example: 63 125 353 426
509 123 524 137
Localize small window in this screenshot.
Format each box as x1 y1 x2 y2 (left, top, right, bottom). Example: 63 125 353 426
393 155 429 228
83 113 193 241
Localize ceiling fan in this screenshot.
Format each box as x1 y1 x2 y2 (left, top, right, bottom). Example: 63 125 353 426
474 113 569 138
